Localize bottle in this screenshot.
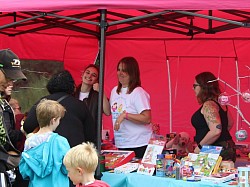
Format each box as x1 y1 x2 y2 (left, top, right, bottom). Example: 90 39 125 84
188 162 194 177
156 154 165 177
181 161 189 180
105 131 109 140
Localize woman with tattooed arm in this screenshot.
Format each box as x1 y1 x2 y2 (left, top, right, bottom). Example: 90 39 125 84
191 72 236 162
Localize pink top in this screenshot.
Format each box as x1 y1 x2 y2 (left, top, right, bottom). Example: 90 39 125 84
77 180 110 187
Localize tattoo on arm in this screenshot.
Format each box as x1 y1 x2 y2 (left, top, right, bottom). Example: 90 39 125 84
203 102 219 125
216 124 222 129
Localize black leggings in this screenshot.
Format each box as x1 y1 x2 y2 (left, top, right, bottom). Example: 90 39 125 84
119 145 148 159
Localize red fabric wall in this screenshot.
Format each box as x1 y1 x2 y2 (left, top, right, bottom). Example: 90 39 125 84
103 39 250 143
1 34 249 144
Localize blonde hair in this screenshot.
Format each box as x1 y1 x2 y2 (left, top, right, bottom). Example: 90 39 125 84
36 99 66 128
63 142 98 173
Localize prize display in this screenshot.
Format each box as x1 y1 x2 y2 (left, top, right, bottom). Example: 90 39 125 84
106 139 249 186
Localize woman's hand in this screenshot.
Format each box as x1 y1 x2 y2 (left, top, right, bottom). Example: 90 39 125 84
114 121 120 131
194 146 200 154
93 83 99 92
114 111 126 131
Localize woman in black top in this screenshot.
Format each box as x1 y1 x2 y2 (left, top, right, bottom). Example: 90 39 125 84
191 72 236 162
23 70 96 147
74 64 110 133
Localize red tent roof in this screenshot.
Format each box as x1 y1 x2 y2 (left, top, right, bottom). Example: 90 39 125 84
0 0 249 143
1 0 250 11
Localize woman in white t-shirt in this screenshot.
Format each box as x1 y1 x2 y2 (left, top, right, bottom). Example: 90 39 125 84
110 57 152 158
75 64 110 136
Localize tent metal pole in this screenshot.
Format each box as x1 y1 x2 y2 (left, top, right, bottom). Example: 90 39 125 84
172 10 250 27
108 10 170 26
235 58 240 136
45 12 99 25
96 9 107 180
0 14 45 29
166 59 172 133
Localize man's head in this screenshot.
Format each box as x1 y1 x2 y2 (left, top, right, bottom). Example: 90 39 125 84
0 49 27 92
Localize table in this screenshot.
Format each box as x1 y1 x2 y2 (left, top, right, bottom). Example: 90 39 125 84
102 172 232 187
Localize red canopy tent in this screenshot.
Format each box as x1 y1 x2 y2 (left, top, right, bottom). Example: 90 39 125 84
0 1 250 155
1 0 250 11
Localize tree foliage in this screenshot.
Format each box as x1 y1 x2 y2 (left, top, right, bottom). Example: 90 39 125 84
12 60 64 113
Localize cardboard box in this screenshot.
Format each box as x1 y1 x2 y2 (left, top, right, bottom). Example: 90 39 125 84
101 150 135 170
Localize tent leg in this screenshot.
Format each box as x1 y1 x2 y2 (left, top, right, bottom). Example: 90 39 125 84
95 9 107 180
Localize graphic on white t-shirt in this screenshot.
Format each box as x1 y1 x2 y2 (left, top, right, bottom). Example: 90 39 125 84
111 102 117 112
111 96 126 120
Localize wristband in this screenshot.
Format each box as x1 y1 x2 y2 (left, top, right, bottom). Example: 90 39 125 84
125 112 128 120
198 143 202 150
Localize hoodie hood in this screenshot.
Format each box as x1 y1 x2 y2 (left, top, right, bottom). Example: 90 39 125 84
19 132 70 187
21 133 57 178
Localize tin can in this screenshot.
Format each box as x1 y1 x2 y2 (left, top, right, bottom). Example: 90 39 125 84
175 165 181 180
156 154 165 177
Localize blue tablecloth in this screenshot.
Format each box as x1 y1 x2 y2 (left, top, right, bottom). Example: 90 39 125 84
102 172 232 187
